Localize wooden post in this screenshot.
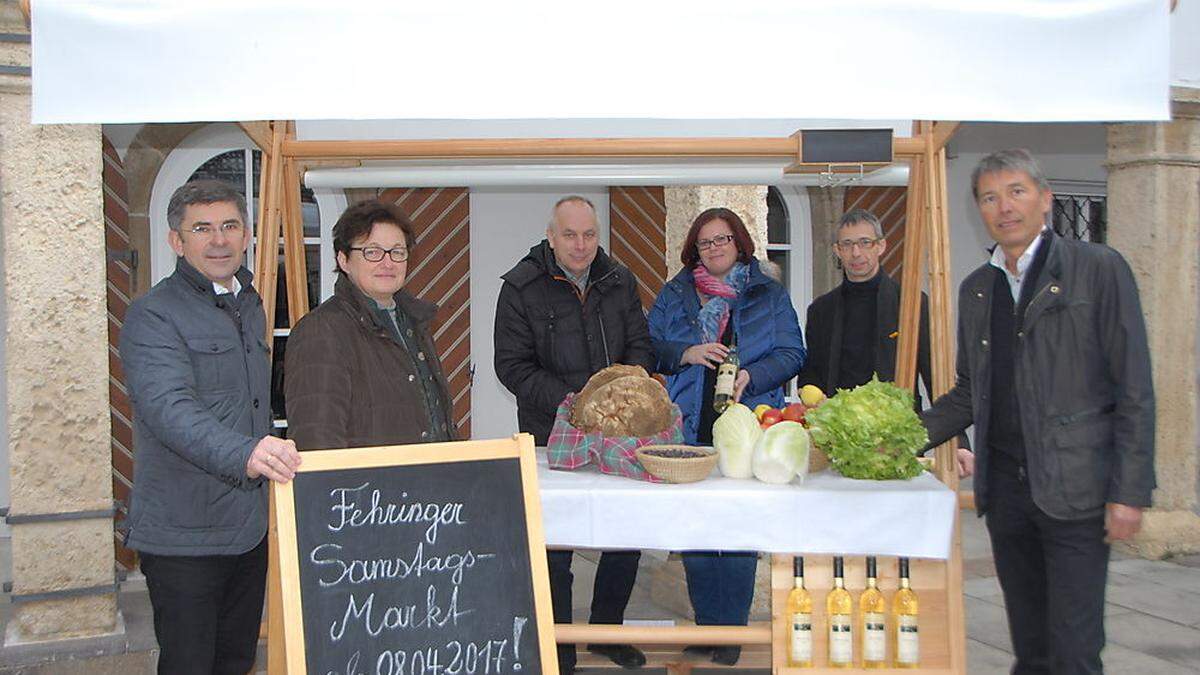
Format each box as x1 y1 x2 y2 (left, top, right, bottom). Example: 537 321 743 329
255 121 286 348
893 123 929 391
281 128 310 326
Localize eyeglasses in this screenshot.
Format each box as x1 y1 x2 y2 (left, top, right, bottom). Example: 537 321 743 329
351 246 409 263
187 222 244 237
696 234 735 251
834 237 880 252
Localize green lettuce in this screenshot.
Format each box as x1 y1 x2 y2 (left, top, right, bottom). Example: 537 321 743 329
805 376 928 480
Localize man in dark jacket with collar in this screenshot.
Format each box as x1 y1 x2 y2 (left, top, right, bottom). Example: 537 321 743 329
922 150 1155 675
494 196 654 674
120 180 302 675
798 208 970 464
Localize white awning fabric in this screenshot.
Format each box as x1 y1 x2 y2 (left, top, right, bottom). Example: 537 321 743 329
32 0 1170 124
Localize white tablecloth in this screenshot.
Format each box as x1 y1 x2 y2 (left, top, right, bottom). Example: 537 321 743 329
536 454 957 559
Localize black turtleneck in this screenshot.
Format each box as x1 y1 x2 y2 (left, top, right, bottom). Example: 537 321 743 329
837 272 881 390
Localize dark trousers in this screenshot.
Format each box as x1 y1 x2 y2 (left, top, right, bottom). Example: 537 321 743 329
986 466 1109 675
681 551 758 627
141 537 268 675
547 549 641 673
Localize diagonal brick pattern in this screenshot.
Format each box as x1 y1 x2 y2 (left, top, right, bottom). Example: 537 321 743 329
609 186 667 312
103 134 138 571
378 188 472 438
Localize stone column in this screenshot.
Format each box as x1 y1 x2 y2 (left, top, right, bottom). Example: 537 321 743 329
664 186 768 278
0 25 119 642
806 186 846 298
1106 86 1200 557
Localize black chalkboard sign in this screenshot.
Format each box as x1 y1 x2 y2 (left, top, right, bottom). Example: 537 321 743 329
272 435 557 675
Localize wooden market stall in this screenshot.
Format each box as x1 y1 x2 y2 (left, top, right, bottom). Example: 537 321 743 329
250 121 966 674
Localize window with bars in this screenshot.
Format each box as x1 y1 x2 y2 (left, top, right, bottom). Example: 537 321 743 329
1051 194 1106 243
188 149 322 431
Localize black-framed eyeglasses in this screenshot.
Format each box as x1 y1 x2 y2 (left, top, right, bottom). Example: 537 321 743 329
696 234 735 251
351 246 409 263
834 237 880 252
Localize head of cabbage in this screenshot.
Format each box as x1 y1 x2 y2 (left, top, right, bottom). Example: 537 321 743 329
712 403 759 478
752 420 811 484
804 376 928 480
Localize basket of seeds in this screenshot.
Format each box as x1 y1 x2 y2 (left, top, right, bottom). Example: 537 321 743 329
635 445 718 484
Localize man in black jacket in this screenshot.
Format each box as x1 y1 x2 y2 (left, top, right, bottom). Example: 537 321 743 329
494 196 654 674
922 150 1155 675
798 208 970 465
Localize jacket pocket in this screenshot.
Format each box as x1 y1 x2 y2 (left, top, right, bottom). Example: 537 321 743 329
185 336 242 393
1051 413 1113 511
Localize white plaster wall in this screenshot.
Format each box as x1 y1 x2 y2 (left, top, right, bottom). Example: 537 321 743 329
468 188 611 441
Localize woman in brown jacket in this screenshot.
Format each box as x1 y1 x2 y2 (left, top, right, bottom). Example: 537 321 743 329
284 200 456 450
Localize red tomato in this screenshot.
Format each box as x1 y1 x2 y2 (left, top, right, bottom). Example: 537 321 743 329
781 403 807 423
761 409 784 427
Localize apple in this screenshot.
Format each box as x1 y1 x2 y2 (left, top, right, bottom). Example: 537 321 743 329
780 402 807 423
753 403 773 421
761 408 784 427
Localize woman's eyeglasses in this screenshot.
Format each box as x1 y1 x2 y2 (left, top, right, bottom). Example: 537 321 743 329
696 234 735 251
351 246 409 262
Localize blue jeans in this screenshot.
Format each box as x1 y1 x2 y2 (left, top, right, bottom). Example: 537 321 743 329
682 551 758 626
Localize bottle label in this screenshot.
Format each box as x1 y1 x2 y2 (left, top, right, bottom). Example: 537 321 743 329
863 612 886 662
897 616 919 664
715 364 736 394
828 615 852 664
789 612 812 663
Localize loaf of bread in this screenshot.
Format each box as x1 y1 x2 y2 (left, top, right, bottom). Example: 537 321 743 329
571 364 674 437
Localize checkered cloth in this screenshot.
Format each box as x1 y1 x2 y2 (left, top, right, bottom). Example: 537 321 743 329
546 392 684 483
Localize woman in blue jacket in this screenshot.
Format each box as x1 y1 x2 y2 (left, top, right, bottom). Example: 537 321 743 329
648 207 805 665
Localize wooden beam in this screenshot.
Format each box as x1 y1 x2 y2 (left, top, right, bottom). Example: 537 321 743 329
928 148 959 490
931 121 961 152
255 121 286 348
237 121 273 153
893 126 928 391
282 135 929 161
281 156 309 326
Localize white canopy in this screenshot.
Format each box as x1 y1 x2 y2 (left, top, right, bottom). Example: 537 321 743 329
32 0 1173 125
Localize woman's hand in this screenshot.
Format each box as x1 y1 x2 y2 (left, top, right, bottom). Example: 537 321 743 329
732 369 751 402
681 342 729 369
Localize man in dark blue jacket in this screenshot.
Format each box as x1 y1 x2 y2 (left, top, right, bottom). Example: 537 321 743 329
923 150 1155 675
120 180 302 674
494 196 653 675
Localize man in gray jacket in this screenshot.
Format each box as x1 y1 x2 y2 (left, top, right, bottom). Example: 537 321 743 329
120 180 302 674
922 150 1155 675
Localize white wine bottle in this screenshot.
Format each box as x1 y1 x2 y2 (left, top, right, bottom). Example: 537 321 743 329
712 337 739 413
893 558 920 668
860 556 887 668
786 556 813 667
827 556 854 668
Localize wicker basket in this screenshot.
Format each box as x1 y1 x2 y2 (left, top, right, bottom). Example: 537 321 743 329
636 445 718 483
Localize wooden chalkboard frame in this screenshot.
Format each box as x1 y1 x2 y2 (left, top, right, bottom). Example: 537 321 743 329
270 433 558 675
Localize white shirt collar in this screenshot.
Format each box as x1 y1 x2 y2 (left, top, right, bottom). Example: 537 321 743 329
989 228 1047 302
213 276 242 297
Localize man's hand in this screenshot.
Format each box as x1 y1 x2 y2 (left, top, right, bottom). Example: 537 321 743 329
681 342 729 369
956 447 975 478
246 436 302 483
732 369 751 402
1105 503 1144 542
